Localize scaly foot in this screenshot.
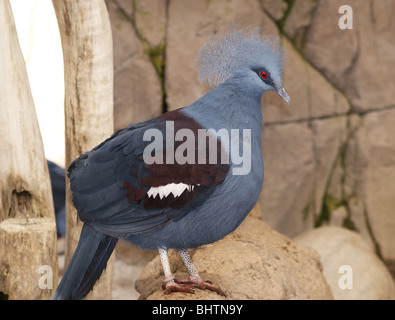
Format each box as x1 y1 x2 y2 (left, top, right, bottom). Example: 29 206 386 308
162 280 195 295
174 277 226 297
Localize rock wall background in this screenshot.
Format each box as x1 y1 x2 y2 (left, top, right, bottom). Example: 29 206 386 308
106 0 395 279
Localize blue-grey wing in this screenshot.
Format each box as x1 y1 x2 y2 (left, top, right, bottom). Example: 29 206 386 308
67 109 229 237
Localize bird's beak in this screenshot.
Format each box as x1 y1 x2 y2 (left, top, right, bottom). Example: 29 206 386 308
276 87 290 105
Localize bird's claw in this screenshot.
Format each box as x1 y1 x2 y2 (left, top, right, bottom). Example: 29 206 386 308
162 281 195 295
173 278 226 297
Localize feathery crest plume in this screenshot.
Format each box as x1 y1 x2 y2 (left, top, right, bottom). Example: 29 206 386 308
196 26 285 88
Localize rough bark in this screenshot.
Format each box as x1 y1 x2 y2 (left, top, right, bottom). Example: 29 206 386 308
52 0 115 299
0 218 58 300
0 0 58 299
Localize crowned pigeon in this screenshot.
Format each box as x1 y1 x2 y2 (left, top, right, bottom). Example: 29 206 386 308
52 27 290 299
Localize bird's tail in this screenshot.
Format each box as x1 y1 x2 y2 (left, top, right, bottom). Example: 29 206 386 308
51 223 118 300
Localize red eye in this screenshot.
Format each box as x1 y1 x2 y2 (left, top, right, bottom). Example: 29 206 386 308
260 72 268 79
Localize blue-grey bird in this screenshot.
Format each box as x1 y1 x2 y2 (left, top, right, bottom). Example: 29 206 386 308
52 27 290 300
47 160 66 237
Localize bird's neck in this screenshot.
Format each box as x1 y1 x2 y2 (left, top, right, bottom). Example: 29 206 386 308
182 82 264 179
185 81 264 132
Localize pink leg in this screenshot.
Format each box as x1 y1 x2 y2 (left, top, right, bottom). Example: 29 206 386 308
159 248 195 294
176 249 226 296
158 248 226 296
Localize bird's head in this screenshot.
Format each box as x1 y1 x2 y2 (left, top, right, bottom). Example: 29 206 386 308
196 27 290 104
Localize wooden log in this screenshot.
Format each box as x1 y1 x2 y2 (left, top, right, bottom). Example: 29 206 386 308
52 0 115 299
0 218 58 300
0 0 58 299
0 0 54 222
